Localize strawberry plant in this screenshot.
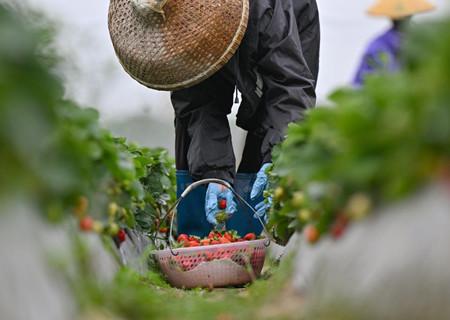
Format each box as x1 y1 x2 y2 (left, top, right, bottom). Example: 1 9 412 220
0 5 175 247
267 19 450 244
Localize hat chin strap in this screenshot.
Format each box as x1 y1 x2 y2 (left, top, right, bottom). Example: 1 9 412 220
132 0 169 16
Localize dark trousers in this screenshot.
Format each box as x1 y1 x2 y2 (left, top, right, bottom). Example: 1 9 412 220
171 59 264 183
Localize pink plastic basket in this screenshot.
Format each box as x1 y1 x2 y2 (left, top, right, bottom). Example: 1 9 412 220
153 178 271 289
154 239 267 288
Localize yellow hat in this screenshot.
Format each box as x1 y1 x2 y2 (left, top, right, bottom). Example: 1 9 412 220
368 0 435 19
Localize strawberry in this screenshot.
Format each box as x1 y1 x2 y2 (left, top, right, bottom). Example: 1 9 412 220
243 233 256 241
188 241 200 247
183 241 191 248
215 211 229 224
74 196 89 217
117 229 126 243
92 221 104 233
331 214 349 240
219 237 231 244
224 232 234 242
211 240 220 245
208 231 216 239
177 234 189 243
200 239 211 246
79 216 94 231
188 235 200 242
304 225 319 244
218 199 227 210
108 223 120 236
159 227 169 233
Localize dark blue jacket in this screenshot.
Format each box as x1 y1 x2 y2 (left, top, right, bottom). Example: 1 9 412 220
171 0 320 182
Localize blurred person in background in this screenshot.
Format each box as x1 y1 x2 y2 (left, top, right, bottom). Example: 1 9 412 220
171 0 320 236
353 0 435 86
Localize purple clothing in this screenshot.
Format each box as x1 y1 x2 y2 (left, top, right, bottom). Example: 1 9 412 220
353 27 402 86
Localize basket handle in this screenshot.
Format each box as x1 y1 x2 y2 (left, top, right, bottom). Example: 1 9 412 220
167 178 272 256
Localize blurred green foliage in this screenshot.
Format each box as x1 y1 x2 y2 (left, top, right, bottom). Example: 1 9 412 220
268 19 450 243
0 5 175 240
64 234 293 320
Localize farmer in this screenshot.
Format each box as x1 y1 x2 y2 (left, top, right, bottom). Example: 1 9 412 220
171 0 319 236
353 0 435 86
108 0 319 236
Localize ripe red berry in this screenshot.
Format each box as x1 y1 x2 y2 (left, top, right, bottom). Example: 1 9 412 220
79 216 94 231
218 199 227 210
243 233 256 241
177 234 189 243
304 225 319 244
117 229 126 243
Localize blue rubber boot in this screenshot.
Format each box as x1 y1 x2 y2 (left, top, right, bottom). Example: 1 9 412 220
176 170 211 237
226 173 264 237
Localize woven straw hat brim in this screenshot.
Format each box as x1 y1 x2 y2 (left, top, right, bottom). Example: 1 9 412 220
109 0 249 91
368 0 435 19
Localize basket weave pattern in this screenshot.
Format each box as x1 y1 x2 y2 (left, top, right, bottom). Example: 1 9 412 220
108 0 249 90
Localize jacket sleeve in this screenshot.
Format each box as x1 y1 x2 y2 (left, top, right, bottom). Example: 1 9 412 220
254 0 317 163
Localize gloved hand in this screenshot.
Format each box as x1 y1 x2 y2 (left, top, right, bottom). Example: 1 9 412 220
205 183 237 225
250 163 272 221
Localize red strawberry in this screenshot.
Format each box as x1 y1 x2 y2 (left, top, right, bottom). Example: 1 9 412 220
183 241 191 248
117 229 126 243
200 239 211 246
331 214 349 240
188 241 200 247
219 237 231 244
304 225 319 244
224 232 234 242
211 240 220 245
159 227 168 233
243 233 256 241
218 199 227 210
79 216 94 231
177 234 189 243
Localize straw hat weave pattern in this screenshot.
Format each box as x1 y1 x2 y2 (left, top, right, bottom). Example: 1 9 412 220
108 0 249 91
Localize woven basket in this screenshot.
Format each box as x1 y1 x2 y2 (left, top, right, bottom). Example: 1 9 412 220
108 0 249 91
153 178 271 288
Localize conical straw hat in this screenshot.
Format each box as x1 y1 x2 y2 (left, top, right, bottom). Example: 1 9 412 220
368 0 435 19
108 0 249 91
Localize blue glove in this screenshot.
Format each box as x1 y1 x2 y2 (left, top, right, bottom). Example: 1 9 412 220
254 197 272 223
205 183 237 225
250 163 272 220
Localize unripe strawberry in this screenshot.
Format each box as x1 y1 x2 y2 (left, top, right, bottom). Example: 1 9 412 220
108 223 120 236
92 221 104 233
108 202 118 217
74 196 88 217
274 187 285 201
291 191 305 208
